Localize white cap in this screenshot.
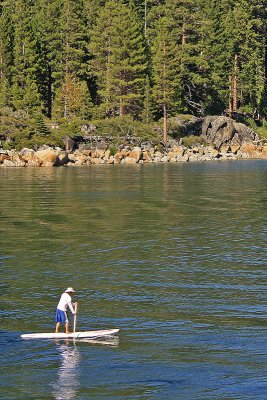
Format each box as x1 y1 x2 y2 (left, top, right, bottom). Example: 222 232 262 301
65 287 75 293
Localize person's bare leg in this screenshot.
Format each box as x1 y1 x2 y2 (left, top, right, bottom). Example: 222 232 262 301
55 322 60 333
65 321 70 334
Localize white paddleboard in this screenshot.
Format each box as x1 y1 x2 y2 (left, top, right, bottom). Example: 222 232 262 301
21 328 120 340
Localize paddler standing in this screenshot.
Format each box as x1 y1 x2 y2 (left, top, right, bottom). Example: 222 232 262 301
55 287 76 334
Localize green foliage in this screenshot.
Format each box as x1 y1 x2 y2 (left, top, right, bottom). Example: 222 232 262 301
53 73 92 119
0 0 267 149
54 117 83 139
109 143 119 156
89 0 147 117
256 121 267 140
152 16 182 117
182 135 207 148
34 114 51 136
93 116 161 143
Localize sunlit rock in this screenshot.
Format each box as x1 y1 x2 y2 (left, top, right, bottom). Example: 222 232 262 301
128 147 142 162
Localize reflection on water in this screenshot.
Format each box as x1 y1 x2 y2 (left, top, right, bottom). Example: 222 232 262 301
52 337 119 400
52 341 81 400
77 337 119 347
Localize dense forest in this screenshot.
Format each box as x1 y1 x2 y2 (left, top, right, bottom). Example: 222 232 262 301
0 0 266 147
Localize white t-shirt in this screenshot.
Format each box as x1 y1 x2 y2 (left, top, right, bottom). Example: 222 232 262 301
57 292 75 314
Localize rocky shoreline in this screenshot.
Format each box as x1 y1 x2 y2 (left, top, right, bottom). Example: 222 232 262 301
0 142 266 167
1 115 267 167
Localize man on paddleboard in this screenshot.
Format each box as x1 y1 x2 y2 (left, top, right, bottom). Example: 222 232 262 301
55 287 76 334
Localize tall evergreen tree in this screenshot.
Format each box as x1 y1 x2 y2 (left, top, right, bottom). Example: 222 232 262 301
168 0 210 114
151 17 181 142
0 1 14 84
90 0 147 117
53 0 91 119
235 0 266 114
11 0 46 113
33 0 63 117
0 0 14 107
53 72 92 119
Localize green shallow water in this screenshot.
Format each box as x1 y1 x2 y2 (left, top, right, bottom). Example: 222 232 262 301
1 160 267 399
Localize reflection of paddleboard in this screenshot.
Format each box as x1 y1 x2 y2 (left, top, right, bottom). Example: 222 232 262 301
21 328 120 339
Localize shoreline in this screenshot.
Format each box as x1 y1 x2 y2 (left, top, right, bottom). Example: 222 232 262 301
1 142 267 167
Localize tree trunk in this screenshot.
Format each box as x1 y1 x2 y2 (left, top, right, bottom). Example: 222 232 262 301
47 64 52 118
182 24 186 47
105 36 111 116
163 40 167 144
119 98 124 116
144 0 147 38
163 103 167 144
228 76 233 117
0 54 3 80
233 54 238 112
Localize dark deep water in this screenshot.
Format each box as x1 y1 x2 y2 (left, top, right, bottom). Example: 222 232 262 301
1 160 266 399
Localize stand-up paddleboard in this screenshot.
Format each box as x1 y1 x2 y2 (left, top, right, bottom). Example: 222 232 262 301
21 328 120 340
21 301 119 340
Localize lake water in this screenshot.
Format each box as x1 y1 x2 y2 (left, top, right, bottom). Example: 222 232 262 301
1 160 266 400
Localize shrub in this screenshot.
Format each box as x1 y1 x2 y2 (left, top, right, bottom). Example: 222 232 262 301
93 116 161 143
182 135 207 148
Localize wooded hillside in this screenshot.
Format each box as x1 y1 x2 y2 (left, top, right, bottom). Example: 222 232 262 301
0 0 266 145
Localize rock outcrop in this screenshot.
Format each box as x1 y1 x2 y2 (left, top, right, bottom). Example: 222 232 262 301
201 116 259 149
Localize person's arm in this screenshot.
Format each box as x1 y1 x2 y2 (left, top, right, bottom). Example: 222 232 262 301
67 301 75 314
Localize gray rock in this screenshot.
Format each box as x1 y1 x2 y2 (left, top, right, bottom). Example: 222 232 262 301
19 148 35 155
232 122 259 144
201 116 259 149
64 136 75 152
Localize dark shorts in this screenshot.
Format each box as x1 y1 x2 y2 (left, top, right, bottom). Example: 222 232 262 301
55 308 68 324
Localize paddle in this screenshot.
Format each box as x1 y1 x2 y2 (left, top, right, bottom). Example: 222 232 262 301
73 302 78 334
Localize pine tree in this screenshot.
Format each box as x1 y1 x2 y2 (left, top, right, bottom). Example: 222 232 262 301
11 0 46 113
34 0 90 119
141 75 154 123
166 0 209 114
0 1 14 85
201 0 266 115
200 0 235 113
151 17 181 142
0 0 14 107
235 0 266 114
53 72 92 119
90 0 147 117
33 0 63 117
34 113 51 136
60 0 89 78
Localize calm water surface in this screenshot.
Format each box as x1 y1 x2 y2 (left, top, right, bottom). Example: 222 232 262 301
1 161 266 399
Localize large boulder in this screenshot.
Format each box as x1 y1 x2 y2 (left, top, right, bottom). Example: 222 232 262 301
232 122 259 145
124 157 138 164
262 144 267 158
169 115 202 136
64 135 75 152
128 147 142 162
202 116 236 148
33 148 60 166
0 153 10 164
55 151 69 166
202 116 259 149
2 159 16 167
